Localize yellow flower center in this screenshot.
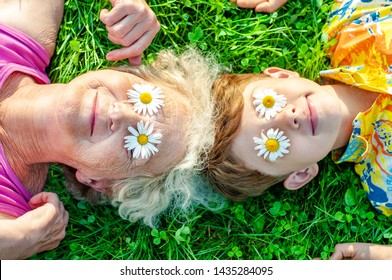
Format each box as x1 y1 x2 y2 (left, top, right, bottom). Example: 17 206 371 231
262 96 275 108
265 139 279 152
137 134 148 145
140 92 153 104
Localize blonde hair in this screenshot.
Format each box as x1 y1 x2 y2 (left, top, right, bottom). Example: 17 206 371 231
64 48 225 227
112 48 227 227
205 73 284 201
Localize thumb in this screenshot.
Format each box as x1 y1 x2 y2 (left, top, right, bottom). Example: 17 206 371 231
329 251 343 260
255 1 286 13
255 3 276 13
100 9 110 24
29 192 60 209
128 55 142 66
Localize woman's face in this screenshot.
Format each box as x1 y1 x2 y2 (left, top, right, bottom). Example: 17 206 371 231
54 69 189 183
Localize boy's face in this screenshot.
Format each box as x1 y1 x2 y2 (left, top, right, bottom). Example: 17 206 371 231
231 71 343 183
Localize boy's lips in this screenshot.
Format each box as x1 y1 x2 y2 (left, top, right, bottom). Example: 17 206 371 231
307 96 318 135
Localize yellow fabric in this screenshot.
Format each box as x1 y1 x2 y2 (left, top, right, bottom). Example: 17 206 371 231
323 0 392 215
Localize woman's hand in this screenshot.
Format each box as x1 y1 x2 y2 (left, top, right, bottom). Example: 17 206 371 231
0 192 69 259
230 0 288 13
100 0 160 65
330 243 392 260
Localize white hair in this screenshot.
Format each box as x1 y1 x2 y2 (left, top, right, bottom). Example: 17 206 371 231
109 48 226 227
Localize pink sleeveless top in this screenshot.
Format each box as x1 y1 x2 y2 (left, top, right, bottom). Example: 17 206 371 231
0 22 51 217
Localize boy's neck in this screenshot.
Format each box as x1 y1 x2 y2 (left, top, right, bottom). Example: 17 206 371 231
323 84 379 149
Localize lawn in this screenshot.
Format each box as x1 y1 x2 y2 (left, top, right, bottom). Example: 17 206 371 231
33 0 392 260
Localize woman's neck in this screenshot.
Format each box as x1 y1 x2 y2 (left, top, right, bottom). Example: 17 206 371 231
0 74 65 192
323 83 379 150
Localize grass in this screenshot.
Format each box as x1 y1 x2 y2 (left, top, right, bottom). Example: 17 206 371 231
32 0 392 260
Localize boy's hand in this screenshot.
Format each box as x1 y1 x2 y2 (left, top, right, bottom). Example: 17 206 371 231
100 0 160 65
330 243 392 260
230 0 287 13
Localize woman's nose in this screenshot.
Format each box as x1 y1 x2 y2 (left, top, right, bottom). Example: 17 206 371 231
110 101 138 132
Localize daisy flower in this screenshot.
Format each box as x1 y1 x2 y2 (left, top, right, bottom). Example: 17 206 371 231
127 83 165 116
254 128 290 162
253 88 287 121
124 121 162 159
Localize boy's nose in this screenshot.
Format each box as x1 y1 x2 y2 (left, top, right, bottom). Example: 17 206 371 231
281 104 299 130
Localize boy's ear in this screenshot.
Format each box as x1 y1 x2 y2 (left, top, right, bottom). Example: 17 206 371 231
264 67 300 79
283 163 319 190
75 170 112 193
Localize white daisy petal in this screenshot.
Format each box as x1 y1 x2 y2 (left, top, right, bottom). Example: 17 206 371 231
146 122 154 135
127 126 139 136
269 153 278 162
137 121 144 133
127 83 165 116
133 145 141 159
253 137 263 145
124 120 162 159
124 135 137 143
148 136 162 144
140 147 148 159
253 128 291 162
146 143 159 154
253 89 287 120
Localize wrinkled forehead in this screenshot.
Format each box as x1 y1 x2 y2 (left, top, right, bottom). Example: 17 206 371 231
136 84 191 173
154 84 191 130
157 85 190 150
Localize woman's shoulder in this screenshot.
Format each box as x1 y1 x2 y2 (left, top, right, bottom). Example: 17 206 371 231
0 0 64 56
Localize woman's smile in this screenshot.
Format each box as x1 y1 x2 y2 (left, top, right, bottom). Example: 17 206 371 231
90 91 98 137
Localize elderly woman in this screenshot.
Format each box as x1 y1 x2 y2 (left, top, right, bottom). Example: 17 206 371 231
0 0 219 259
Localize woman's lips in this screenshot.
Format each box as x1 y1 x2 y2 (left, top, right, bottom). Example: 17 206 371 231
90 92 98 137
307 96 318 135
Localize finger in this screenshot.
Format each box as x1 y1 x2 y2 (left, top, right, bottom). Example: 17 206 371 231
100 9 110 25
128 55 142 66
101 4 143 27
106 20 158 60
230 0 238 2
63 210 69 227
329 250 344 260
106 14 140 40
47 210 69 246
236 0 264 8
106 29 156 61
255 0 287 13
52 200 66 226
29 192 60 209
108 16 159 46
329 243 356 260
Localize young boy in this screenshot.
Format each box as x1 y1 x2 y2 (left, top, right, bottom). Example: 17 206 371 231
206 0 392 259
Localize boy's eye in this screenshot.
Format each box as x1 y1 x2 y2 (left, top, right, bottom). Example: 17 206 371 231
252 88 287 121
253 128 290 162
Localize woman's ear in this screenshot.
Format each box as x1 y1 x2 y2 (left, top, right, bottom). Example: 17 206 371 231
75 170 112 193
283 163 319 190
264 67 300 79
